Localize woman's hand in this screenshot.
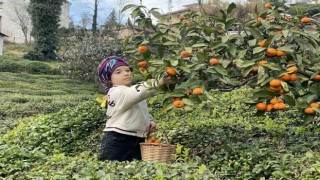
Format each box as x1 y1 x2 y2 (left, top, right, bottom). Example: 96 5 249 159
149 121 158 133
159 74 176 86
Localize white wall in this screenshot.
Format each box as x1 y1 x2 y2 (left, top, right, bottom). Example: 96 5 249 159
1 0 70 44
0 36 4 55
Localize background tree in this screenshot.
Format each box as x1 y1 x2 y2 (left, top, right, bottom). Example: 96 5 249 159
7 0 31 45
103 9 118 30
28 0 64 60
92 0 99 35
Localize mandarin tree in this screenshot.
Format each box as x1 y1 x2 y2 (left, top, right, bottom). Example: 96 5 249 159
121 0 320 119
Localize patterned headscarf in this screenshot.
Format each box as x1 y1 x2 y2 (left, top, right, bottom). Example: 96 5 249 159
97 56 131 94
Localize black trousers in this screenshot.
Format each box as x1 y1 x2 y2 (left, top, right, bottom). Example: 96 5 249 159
99 131 145 162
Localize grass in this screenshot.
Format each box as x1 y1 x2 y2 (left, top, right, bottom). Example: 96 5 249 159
0 64 101 135
3 43 33 57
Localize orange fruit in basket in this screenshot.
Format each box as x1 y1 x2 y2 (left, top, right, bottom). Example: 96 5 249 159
146 139 154 143
154 139 161 143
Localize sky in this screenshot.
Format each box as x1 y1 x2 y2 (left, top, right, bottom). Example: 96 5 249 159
68 0 200 27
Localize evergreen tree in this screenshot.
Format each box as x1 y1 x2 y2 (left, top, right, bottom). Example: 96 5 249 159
104 9 118 30
28 0 64 60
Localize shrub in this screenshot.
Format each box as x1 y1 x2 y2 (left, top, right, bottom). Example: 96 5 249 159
25 61 54 74
0 60 24 72
58 30 124 82
2 100 105 156
23 50 44 61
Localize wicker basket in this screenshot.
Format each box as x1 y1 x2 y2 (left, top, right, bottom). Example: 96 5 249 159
140 131 176 163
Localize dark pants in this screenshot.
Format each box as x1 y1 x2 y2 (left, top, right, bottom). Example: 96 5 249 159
99 131 145 162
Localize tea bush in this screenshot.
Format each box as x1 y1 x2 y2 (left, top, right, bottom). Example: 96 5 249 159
2 100 105 156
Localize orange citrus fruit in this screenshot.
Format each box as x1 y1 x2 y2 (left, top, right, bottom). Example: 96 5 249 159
138 46 148 54
256 102 267 111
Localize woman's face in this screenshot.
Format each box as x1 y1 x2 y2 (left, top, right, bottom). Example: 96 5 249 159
111 66 133 86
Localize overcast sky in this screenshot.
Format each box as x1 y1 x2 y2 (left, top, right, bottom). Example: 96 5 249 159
69 0 200 27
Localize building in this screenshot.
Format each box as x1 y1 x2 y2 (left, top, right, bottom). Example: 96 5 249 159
0 32 7 55
0 0 70 44
160 3 199 25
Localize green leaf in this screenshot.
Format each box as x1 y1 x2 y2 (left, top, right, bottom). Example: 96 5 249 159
170 58 179 66
225 18 236 30
160 104 173 114
307 94 318 104
247 27 264 40
182 98 194 106
204 27 214 35
282 95 296 106
257 73 268 85
163 41 180 46
192 43 208 48
229 44 236 57
253 47 266 54
253 89 276 97
149 9 162 19
238 50 247 59
179 65 191 73
263 63 282 71
227 3 236 14
121 4 137 13
248 39 257 47
214 65 228 76
261 20 271 29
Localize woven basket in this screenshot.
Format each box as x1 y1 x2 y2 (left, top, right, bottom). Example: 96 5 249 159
140 131 176 163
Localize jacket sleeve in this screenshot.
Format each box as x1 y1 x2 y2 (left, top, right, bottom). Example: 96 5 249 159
115 80 159 112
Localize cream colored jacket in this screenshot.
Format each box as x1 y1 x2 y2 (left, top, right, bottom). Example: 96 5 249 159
103 80 158 137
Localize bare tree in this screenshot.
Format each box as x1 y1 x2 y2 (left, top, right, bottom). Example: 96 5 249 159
6 0 31 44
117 0 129 24
80 9 92 29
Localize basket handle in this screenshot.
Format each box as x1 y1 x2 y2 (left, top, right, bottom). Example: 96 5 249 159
146 130 171 145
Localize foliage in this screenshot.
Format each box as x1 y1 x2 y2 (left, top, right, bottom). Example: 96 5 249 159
3 43 33 57
0 72 99 134
58 30 124 82
2 88 320 179
0 56 59 74
2 101 105 156
23 50 44 60
122 0 320 119
28 0 64 60
289 4 320 16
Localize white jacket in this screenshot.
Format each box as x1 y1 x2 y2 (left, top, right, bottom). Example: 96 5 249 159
103 80 159 137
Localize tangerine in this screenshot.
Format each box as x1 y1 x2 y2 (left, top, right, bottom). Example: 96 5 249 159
280 73 291 82
301 17 311 23
269 79 282 87
192 88 203 95
256 102 268 111
138 61 148 69
312 74 320 81
209 58 220 65
179 15 185 21
173 100 185 108
256 17 263 23
265 3 271 8
138 46 148 54
266 104 273 112
276 50 286 56
265 48 277 56
286 66 298 73
257 39 266 47
310 103 320 108
304 107 315 114
166 67 177 76
180 50 191 58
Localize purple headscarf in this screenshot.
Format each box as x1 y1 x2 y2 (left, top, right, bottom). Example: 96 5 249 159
97 56 131 94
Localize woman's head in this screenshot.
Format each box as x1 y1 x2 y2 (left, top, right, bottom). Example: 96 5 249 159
97 56 132 93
